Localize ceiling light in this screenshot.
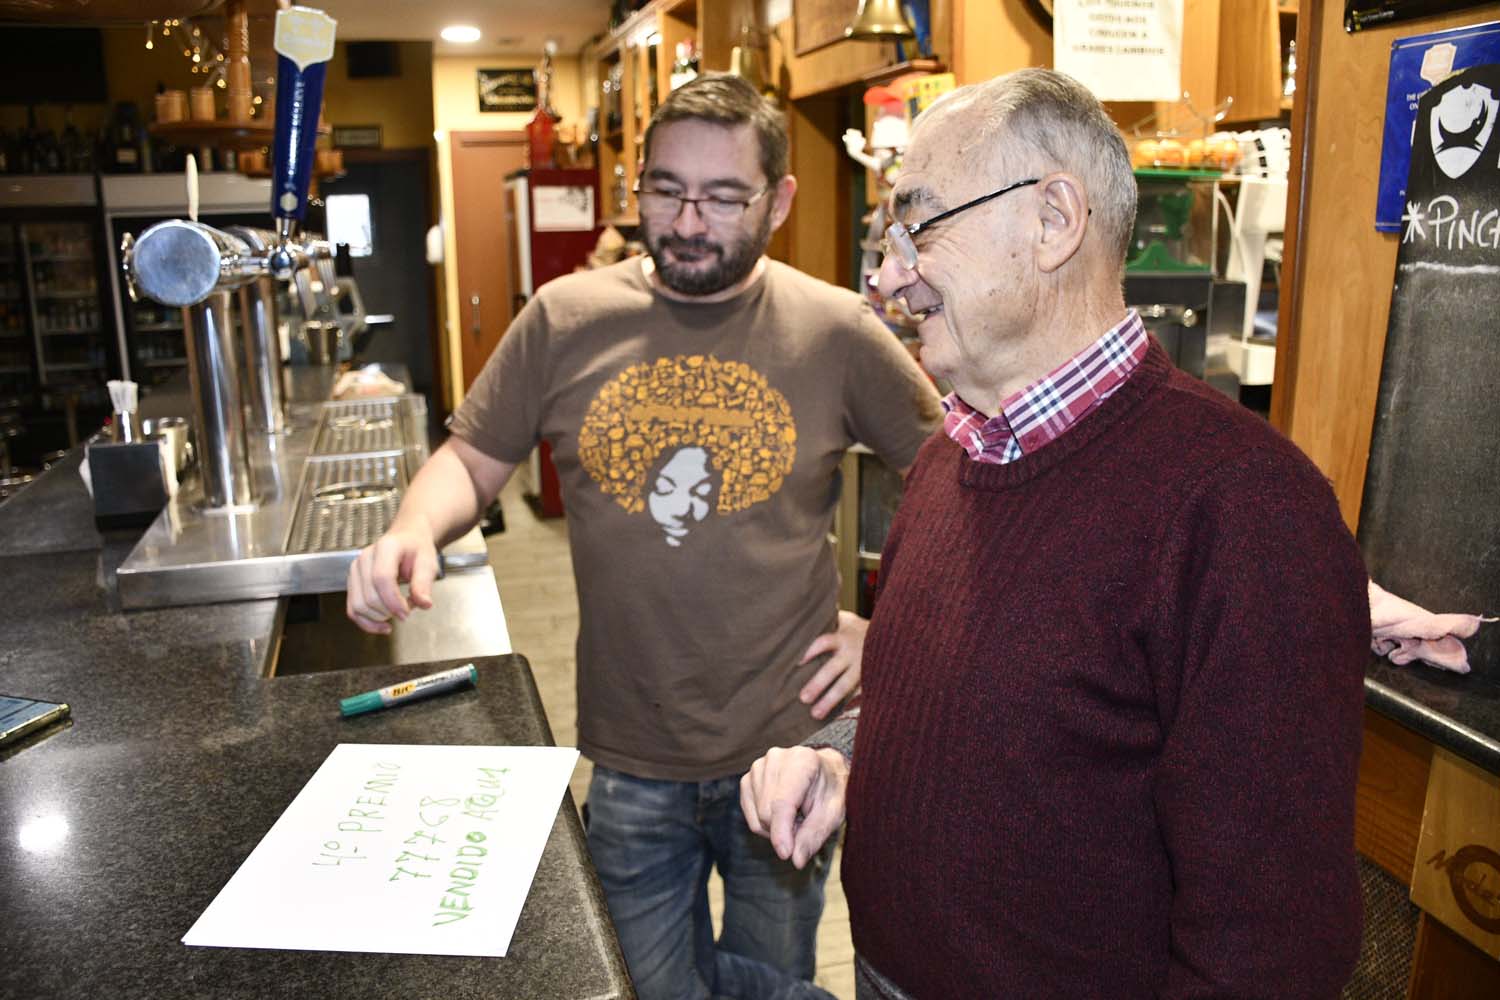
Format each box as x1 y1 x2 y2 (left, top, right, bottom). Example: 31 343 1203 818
441 25 482 43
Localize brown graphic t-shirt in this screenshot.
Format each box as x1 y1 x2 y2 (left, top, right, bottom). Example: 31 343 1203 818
450 257 940 780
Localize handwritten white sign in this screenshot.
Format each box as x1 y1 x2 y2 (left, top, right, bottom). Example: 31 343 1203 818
183 743 580 957
1054 0 1183 103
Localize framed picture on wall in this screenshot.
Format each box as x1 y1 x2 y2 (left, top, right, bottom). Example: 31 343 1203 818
332 124 383 148
477 68 537 112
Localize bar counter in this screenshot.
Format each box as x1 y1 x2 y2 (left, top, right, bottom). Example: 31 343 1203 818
1365 655 1499 776
0 453 633 999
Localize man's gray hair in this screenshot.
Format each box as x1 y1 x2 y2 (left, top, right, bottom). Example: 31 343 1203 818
937 69 1137 267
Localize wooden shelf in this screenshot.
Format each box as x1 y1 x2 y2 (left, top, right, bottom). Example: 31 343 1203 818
590 0 697 58
602 214 640 229
148 118 329 152
861 58 946 88
788 56 948 102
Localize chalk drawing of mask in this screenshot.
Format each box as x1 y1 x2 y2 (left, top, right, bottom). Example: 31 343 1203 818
1430 83 1498 180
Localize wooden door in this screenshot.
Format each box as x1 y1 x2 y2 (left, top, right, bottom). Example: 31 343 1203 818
450 131 527 391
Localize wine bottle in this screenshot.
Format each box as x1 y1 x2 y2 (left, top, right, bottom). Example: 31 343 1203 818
111 103 142 173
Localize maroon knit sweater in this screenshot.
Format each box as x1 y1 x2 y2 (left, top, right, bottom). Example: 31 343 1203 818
842 345 1369 998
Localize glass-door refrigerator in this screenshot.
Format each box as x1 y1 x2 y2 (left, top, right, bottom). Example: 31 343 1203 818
0 175 117 468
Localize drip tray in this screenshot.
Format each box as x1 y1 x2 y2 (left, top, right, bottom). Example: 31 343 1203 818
116 392 432 609
314 399 407 454
286 454 407 554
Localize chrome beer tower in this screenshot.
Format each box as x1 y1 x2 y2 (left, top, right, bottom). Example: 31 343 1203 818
120 5 339 511
110 5 447 612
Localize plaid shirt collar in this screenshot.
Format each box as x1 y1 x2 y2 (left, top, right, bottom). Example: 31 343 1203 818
941 310 1149 465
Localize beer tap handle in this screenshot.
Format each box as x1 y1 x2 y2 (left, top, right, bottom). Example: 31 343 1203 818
186 153 199 223
270 5 337 248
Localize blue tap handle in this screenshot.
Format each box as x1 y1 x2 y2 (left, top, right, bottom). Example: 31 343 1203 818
271 53 328 224
269 6 337 227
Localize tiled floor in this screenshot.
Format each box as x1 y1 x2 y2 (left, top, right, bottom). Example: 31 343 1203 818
486 476 856 999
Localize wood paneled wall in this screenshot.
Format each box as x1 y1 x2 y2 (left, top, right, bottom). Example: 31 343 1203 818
1356 707 1433 881
952 0 1050 83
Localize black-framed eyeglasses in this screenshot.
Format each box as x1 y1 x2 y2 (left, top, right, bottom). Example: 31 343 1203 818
881 177 1040 270
634 184 770 224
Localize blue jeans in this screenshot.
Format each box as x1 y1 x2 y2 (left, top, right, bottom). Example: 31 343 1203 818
586 763 839 1000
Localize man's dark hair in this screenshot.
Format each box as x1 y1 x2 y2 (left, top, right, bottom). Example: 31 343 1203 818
642 73 788 185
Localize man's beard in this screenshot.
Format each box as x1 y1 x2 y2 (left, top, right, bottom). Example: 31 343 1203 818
643 210 772 296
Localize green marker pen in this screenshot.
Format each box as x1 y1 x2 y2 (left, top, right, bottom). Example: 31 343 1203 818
340 664 478 717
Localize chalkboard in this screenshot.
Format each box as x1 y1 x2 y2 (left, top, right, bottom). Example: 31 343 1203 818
1358 62 1500 677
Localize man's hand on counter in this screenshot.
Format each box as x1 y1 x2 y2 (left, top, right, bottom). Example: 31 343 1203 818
346 527 440 635
344 439 518 636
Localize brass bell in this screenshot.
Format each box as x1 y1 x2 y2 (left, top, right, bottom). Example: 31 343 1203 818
845 0 916 40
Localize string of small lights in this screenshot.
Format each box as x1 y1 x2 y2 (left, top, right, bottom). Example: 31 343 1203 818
143 19 229 91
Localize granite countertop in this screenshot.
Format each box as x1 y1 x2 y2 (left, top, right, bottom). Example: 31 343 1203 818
0 447 103 558
0 458 632 1000
1365 657 1500 775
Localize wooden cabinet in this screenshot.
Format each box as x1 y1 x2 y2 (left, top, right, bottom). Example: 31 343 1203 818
1356 710 1500 996
948 0 1293 130
1112 0 1295 131
582 0 701 227
576 1 1300 283
578 0 944 233
1215 0 1295 123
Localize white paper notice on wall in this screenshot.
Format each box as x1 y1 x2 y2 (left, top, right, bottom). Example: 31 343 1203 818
182 743 579 957
533 185 596 232
1054 0 1183 103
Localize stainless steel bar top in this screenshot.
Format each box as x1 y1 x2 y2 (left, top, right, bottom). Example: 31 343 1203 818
115 367 449 609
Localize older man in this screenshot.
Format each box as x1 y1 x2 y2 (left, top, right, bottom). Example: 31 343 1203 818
742 69 1369 998
347 73 938 999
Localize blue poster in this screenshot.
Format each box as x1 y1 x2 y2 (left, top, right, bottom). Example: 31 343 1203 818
1377 20 1500 232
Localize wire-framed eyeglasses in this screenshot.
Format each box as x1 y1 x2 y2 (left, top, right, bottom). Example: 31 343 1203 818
881 177 1041 270
634 184 771 224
